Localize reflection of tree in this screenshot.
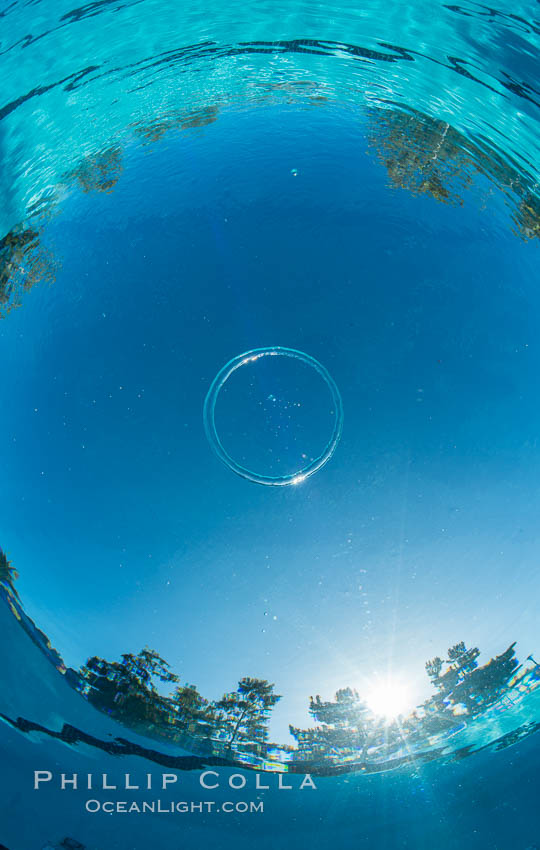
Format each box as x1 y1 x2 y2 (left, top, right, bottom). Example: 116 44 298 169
425 656 444 681
290 688 411 764
0 224 57 317
368 109 473 204
290 640 527 767
215 677 281 752
181 106 220 130
170 683 216 739
514 192 540 240
2 104 537 323
81 648 178 727
4 551 539 773
256 80 329 107
0 547 18 595
1 145 122 318
368 106 540 240
290 688 370 759
426 641 481 696
133 105 219 144
79 650 280 757
430 641 520 715
67 146 123 194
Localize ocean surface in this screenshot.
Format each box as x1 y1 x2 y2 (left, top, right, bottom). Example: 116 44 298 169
1 1 539 848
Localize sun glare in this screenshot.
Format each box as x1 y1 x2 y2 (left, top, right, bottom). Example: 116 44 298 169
366 678 412 721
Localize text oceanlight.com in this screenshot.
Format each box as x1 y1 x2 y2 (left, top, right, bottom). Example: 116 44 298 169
85 800 264 814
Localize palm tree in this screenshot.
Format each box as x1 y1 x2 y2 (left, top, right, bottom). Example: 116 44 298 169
0 547 18 595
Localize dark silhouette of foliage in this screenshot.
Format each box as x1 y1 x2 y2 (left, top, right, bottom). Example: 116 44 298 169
0 547 18 594
78 649 281 757
368 108 473 205
170 683 216 738
4 556 535 770
425 656 443 681
0 555 525 773
289 722 368 759
215 677 281 751
290 640 529 766
515 192 540 240
0 225 57 317
367 105 540 241
291 687 373 759
132 105 219 144
447 641 467 661
309 687 370 726
445 643 519 713
80 647 178 727
419 641 519 723
448 642 480 674
430 643 481 695
67 146 123 194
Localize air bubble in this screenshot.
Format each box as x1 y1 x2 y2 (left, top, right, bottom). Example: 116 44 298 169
203 346 343 486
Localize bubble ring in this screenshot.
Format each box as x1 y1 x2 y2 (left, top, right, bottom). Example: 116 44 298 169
203 346 344 486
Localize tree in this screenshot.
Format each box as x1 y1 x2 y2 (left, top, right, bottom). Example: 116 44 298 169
422 641 520 717
67 147 123 194
447 641 466 662
367 108 471 206
425 656 443 682
0 548 18 595
366 105 540 245
309 687 369 725
171 683 216 739
425 642 480 695
80 647 178 727
0 225 57 317
133 104 219 144
515 193 540 241
449 643 519 713
119 647 178 689
447 642 480 678
215 677 281 751
290 688 374 760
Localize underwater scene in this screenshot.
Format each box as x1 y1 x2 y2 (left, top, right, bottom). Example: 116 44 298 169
1 0 540 848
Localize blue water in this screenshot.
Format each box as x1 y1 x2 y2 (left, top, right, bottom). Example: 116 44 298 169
1 1 540 848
